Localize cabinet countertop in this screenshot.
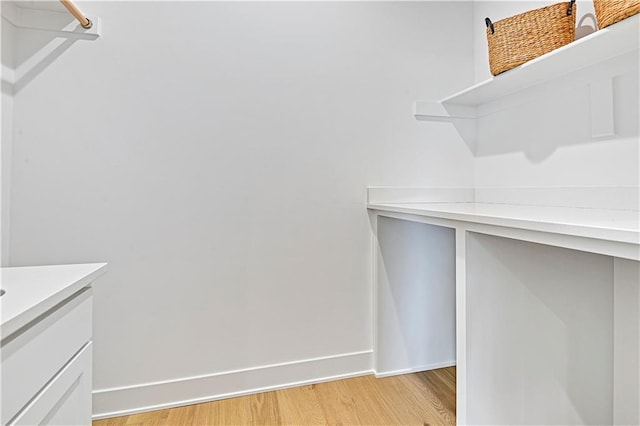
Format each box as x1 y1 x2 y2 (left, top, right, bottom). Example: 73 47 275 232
367 202 639 245
1 263 107 338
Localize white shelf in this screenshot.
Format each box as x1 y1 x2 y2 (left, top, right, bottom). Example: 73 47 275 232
414 14 639 120
368 202 639 259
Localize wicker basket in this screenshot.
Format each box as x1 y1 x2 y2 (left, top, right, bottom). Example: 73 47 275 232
485 1 577 76
593 0 640 29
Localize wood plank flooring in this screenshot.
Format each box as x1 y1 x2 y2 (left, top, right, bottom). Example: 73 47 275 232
93 367 455 426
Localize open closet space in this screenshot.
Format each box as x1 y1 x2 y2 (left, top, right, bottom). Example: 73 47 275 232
1 1 637 424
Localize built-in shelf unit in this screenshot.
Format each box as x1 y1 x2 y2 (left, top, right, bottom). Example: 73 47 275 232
414 14 639 123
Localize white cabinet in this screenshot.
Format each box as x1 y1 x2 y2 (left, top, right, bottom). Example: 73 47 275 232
368 189 640 425
1 263 107 426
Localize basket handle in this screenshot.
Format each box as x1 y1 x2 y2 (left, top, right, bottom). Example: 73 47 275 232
485 17 494 34
486 0 575 34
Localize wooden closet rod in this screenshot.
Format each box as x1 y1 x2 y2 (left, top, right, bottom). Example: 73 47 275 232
59 0 92 29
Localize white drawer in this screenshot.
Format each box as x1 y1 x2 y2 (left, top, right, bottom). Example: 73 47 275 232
10 342 92 426
1 288 92 424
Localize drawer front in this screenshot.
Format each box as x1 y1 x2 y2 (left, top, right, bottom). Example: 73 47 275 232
1 288 92 424
10 342 92 426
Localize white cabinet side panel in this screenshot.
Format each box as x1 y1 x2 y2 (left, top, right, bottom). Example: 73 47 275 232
466 234 613 425
613 258 640 424
375 216 456 376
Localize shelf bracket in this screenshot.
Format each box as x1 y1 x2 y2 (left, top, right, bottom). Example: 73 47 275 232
2 3 101 39
413 101 476 153
413 101 476 121
590 77 615 138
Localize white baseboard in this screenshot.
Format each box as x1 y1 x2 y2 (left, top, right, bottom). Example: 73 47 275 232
92 350 373 420
374 360 456 378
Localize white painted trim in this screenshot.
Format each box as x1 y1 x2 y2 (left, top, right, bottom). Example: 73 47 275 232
455 228 468 425
373 361 456 378
369 211 379 377
92 350 372 419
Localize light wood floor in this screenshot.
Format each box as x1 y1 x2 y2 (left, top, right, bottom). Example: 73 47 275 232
93 367 455 426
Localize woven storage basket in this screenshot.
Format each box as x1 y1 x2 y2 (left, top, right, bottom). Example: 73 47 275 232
593 0 640 29
485 0 577 76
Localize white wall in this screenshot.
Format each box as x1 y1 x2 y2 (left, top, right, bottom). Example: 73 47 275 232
1 7 15 267
6 1 475 416
472 1 639 194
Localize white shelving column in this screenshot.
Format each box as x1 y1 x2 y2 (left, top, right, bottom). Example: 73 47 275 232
613 258 640 425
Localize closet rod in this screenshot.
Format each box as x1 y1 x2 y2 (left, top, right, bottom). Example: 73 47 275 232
59 0 92 29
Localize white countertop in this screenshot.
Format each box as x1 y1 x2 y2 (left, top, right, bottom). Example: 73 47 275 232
1 263 107 338
367 202 640 245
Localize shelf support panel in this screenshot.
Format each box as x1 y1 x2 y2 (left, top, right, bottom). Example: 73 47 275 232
413 101 475 121
590 77 615 138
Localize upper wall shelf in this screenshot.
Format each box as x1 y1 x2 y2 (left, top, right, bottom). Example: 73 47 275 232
2 1 100 39
415 14 639 121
